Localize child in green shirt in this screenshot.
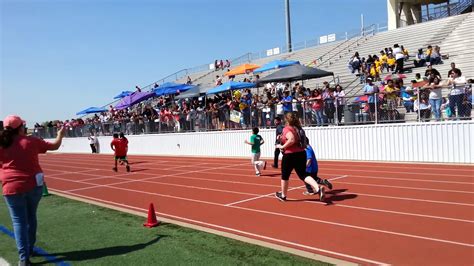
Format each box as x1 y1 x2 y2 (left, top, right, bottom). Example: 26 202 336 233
245 127 266 176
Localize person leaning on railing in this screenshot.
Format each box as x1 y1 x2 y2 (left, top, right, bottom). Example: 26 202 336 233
423 76 443 121
463 80 473 119
447 69 467 118
309 89 324 126
402 82 416 113
334 85 346 124
382 79 400 121
363 77 378 121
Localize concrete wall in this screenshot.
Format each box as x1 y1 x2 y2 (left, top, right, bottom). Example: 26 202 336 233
52 121 474 164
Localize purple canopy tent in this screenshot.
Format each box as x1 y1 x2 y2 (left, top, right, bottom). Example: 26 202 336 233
114 91 155 110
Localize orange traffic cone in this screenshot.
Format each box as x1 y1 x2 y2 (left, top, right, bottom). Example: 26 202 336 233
143 203 160 228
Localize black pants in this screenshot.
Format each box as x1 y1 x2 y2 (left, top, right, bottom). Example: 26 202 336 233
281 151 307 181
395 58 404 73
90 144 97 153
336 105 344 124
273 148 280 167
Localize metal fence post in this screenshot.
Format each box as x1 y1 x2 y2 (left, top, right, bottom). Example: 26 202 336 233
417 89 421 122
374 94 378 124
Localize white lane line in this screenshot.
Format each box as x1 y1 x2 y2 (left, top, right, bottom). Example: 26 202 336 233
62 184 472 247
49 174 265 198
225 175 349 207
41 158 474 186
301 199 474 224
47 172 474 223
53 189 389 266
42 154 474 172
44 162 474 206
346 175 474 185
65 162 249 193
336 181 474 194
0 257 10 266
224 186 305 207
344 191 474 207
46 169 101 177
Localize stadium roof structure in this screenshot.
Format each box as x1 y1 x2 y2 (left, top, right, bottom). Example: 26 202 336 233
253 60 300 74
206 81 256 95
113 91 134 99
115 91 155 110
257 64 334 84
154 82 196 96
76 107 107 115
175 86 202 99
224 64 260 76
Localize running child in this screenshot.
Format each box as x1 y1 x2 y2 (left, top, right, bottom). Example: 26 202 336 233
118 132 128 165
244 127 267 176
110 133 130 172
303 137 333 199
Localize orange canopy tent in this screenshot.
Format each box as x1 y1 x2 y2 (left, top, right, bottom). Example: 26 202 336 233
224 64 260 76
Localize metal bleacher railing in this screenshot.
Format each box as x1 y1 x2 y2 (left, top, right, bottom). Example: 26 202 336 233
399 0 472 27
35 83 472 139
88 22 389 115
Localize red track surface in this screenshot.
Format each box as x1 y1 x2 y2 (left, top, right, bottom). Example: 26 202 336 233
40 153 474 265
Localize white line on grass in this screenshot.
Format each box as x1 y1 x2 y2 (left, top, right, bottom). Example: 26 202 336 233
0 257 10 266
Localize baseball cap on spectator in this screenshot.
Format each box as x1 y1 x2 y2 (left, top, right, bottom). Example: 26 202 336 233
366 77 373 82
3 115 25 129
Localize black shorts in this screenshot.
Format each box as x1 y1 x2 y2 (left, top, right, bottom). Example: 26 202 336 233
115 156 127 161
281 151 307 181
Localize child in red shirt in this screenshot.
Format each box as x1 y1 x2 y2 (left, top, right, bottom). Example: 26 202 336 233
110 133 130 172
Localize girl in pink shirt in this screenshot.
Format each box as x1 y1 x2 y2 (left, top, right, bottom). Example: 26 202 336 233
274 112 322 201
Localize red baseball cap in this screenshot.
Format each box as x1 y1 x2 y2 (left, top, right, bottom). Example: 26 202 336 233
3 115 25 129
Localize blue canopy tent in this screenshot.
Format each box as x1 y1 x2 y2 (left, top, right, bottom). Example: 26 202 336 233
206 81 256 95
253 60 300 74
115 91 155 110
154 82 195 96
113 91 133 99
76 107 107 116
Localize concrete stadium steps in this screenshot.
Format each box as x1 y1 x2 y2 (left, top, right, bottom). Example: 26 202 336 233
161 13 472 103
337 13 474 97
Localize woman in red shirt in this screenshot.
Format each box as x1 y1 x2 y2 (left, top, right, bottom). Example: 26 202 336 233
275 112 321 201
1 115 65 265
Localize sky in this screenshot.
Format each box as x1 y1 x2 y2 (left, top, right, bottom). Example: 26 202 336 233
0 0 387 126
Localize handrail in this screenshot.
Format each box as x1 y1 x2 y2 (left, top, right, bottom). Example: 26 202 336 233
317 24 376 68
343 76 364 97
83 21 391 119
424 0 472 21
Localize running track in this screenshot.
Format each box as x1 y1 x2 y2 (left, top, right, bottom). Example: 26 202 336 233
39 153 474 265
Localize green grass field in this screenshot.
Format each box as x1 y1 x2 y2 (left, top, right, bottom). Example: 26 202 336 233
0 194 330 265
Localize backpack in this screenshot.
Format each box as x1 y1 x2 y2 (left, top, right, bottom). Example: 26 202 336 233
293 126 308 148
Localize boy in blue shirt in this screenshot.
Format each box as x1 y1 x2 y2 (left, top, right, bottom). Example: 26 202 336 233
303 138 333 199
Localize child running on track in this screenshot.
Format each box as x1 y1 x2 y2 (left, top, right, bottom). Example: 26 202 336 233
303 137 332 197
118 132 128 165
110 133 130 172
244 127 267 176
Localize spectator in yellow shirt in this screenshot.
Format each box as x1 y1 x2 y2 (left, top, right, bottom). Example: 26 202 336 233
380 51 388 73
387 54 396 72
383 79 399 120
425 45 433 62
369 64 380 81
402 45 409 61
